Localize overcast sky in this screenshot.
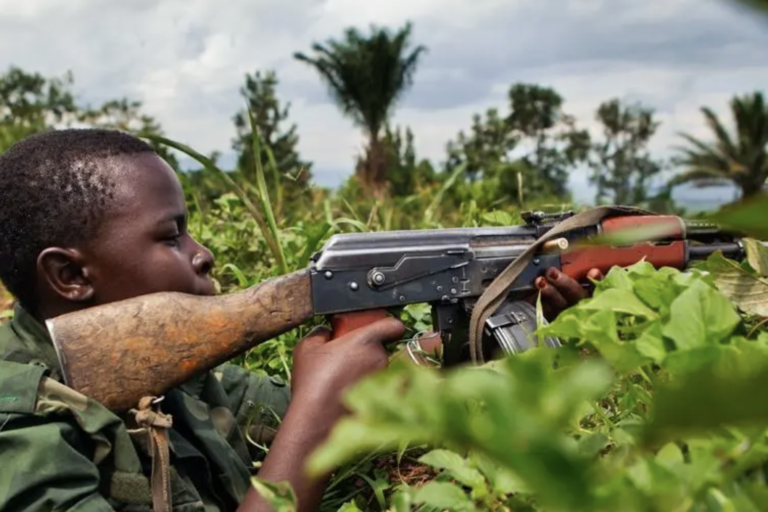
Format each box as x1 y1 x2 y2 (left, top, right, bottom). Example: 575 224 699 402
1 0 767 204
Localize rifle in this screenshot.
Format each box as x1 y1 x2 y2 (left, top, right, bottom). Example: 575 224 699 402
46 207 759 413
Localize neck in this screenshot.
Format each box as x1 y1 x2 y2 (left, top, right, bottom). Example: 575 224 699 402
33 300 84 325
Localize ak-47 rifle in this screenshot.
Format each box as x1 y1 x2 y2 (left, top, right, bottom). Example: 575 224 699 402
46 206 761 413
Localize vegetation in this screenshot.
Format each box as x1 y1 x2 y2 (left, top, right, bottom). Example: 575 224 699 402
294 23 427 198
671 91 768 199
3 6 768 511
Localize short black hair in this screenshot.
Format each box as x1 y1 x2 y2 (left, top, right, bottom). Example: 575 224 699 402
0 128 155 308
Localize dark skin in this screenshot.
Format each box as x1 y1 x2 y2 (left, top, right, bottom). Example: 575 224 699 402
31 151 602 512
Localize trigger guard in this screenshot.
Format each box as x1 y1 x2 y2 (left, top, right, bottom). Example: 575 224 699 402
483 300 561 356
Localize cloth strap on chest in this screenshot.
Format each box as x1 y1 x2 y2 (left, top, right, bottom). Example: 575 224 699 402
129 396 173 512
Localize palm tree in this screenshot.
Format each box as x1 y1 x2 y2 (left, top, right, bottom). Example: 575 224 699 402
672 91 768 199
294 23 427 196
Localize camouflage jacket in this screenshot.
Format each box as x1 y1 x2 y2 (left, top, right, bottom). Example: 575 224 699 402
0 305 292 512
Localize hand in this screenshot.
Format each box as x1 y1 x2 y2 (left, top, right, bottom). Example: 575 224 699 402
240 317 405 512
531 267 604 321
290 316 405 420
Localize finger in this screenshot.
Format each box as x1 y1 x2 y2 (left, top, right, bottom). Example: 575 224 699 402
330 310 390 338
417 331 443 354
587 268 604 282
545 267 588 304
298 325 333 348
337 317 406 346
536 276 569 316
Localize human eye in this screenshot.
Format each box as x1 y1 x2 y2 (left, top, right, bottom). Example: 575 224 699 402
163 231 182 247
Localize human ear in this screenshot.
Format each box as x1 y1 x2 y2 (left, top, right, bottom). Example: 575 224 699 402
36 247 95 303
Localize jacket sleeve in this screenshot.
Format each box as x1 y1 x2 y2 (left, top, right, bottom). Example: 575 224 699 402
214 364 291 451
0 411 115 512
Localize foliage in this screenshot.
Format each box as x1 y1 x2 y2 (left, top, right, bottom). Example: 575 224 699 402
0 66 175 165
305 237 768 512
672 91 768 199
232 70 313 215
0 66 78 153
444 84 590 210
587 98 666 206
294 22 427 195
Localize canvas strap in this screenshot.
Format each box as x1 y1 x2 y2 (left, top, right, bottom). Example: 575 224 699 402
130 396 173 512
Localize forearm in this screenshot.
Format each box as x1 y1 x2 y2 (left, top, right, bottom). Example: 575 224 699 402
237 397 341 512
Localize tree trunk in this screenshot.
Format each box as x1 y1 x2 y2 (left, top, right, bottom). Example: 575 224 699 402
740 176 766 198
360 131 389 199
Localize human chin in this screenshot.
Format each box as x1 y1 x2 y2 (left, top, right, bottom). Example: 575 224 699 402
195 277 217 297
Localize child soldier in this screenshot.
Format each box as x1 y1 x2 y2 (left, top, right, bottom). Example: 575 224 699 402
0 129 598 512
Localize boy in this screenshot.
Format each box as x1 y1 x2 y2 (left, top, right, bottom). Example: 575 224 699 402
0 129 598 512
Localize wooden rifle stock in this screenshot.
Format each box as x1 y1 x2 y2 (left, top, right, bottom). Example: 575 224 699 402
47 269 314 413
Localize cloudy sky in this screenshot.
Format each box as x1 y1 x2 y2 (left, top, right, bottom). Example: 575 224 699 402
2 0 767 204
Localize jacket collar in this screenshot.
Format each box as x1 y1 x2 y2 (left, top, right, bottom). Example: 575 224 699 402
3 304 62 381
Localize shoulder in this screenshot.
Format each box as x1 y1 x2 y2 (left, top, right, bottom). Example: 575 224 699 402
0 359 46 415
0 358 124 432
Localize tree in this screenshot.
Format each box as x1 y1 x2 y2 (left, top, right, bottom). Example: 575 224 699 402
443 83 588 207
294 22 427 197
232 70 312 211
78 98 179 169
587 98 666 205
0 67 175 167
378 124 435 197
0 66 78 153
671 91 768 199
445 108 515 182
506 84 590 198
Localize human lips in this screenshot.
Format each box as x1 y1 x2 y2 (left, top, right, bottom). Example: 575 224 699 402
197 277 217 296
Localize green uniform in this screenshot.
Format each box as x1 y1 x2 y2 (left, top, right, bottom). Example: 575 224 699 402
0 305 292 512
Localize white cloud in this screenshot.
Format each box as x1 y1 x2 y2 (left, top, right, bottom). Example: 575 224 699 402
1 0 766 205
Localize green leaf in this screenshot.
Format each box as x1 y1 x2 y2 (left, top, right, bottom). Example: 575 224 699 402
250 478 297 512
575 221 683 248
703 251 768 318
411 481 477 511
711 193 768 239
336 502 364 512
220 263 250 288
389 491 413 512
579 288 659 319
578 432 610 458
655 442 684 468
634 321 668 363
643 355 768 445
418 449 486 490
744 238 768 277
481 210 516 226
661 279 741 350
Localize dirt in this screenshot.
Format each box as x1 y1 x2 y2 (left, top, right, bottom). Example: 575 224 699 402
377 451 438 488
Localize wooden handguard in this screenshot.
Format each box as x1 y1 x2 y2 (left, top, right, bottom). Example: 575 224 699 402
561 216 688 280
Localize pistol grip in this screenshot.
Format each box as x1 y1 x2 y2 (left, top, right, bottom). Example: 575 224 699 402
330 309 391 339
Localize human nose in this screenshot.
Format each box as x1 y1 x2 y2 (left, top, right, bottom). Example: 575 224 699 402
191 241 215 276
